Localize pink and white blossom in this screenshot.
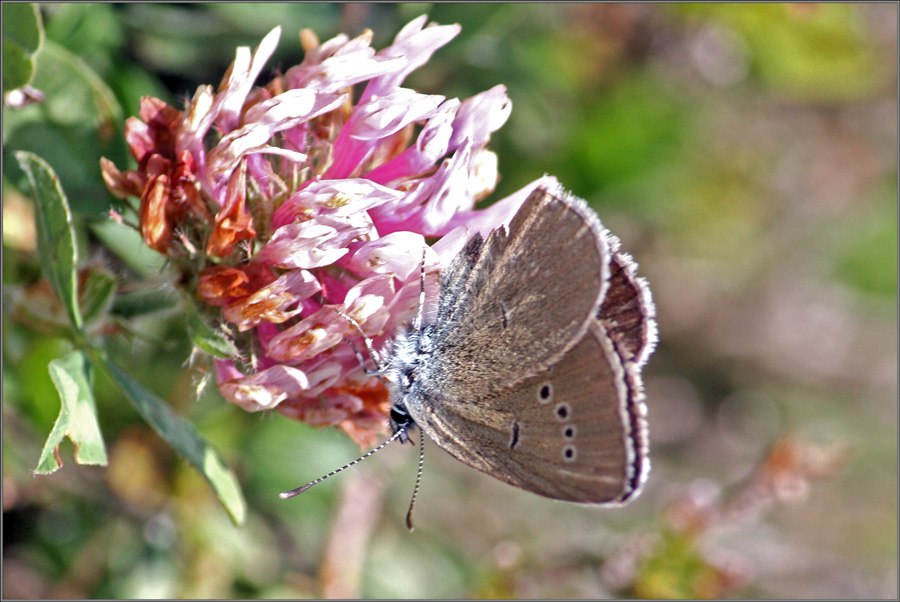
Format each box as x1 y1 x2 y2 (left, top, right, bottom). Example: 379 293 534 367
102 16 542 447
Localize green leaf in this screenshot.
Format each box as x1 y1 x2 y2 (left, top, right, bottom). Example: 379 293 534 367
31 40 122 129
3 39 33 92
35 350 108 474
110 285 179 319
80 265 118 325
188 307 239 359
2 3 43 90
43 3 123 74
89 217 167 278
3 3 42 53
4 40 125 216
100 355 246 525
16 151 83 332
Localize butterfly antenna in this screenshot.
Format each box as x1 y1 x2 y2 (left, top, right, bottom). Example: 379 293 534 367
405 429 426 532
412 248 428 334
279 429 405 499
331 307 383 373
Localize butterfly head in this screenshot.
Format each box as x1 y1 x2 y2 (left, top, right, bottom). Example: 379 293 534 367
380 326 418 441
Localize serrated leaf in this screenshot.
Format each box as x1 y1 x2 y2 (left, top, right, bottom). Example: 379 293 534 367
35 350 108 474
101 356 246 525
17 151 83 332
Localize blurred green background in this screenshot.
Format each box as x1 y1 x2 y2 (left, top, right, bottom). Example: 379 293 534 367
3 3 896 598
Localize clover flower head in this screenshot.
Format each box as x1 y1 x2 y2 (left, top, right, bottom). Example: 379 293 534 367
102 16 541 446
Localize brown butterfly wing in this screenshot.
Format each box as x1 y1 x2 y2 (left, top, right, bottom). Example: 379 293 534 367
598 239 657 367
427 185 612 402
414 320 648 504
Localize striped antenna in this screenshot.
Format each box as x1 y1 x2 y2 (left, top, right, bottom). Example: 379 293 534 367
279 428 406 499
405 429 426 532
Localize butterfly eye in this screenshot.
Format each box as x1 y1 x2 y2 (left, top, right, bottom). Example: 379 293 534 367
391 404 412 428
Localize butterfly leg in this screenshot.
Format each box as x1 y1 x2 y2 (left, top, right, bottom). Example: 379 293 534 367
331 307 383 374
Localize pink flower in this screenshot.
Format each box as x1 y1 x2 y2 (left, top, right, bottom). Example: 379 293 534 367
101 16 539 447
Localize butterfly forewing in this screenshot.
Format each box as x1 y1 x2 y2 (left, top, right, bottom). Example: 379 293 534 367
426 186 612 402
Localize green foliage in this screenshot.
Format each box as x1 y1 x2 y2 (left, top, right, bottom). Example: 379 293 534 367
2 3 43 90
188 307 240 360
17 151 83 332
101 356 246 525
5 42 125 215
11 151 245 525
41 3 124 75
89 217 167 278
832 194 898 298
35 350 107 473
78 265 117 326
635 530 722 599
558 74 690 203
675 3 884 102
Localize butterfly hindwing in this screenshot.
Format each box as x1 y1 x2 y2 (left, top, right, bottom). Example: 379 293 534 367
412 320 647 504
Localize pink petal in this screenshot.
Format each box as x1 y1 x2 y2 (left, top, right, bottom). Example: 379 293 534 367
272 179 404 228
206 89 346 186
255 321 281 354
298 32 353 66
243 88 346 126
215 359 245 383
431 224 474 267
382 267 441 333
294 405 349 427
178 85 215 159
223 269 321 331
370 144 474 236
318 127 371 180
364 98 459 184
344 231 436 282
342 274 396 336
316 270 354 306
285 29 406 94
322 89 443 180
214 27 282 134
218 363 311 412
350 89 445 140
449 85 512 151
206 162 256 257
362 16 461 102
301 359 345 397
259 213 373 269
432 175 559 263
266 305 352 363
